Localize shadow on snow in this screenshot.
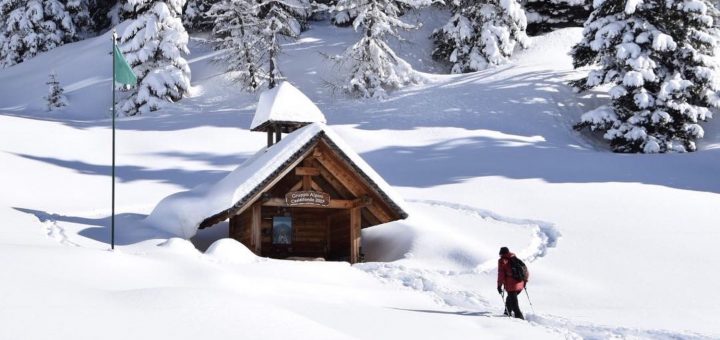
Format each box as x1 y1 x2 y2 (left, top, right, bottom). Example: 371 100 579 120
12 207 167 246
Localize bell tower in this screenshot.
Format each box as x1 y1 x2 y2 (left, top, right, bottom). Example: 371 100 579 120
250 82 327 147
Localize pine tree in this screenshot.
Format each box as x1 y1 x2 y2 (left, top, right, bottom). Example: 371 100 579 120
331 1 356 27
119 0 191 115
332 0 430 98
87 0 116 32
45 71 68 111
432 0 529 74
209 0 265 90
119 0 156 20
330 0 411 26
572 0 720 153
0 0 77 68
256 0 311 88
183 0 220 32
523 0 591 35
66 0 94 37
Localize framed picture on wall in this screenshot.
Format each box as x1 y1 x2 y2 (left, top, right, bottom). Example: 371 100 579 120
272 216 292 245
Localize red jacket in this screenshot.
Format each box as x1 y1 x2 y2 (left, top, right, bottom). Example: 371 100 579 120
497 253 528 293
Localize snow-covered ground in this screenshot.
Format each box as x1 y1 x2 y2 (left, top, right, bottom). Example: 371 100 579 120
1 13 719 340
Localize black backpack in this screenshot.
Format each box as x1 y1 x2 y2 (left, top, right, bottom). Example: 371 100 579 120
509 257 529 281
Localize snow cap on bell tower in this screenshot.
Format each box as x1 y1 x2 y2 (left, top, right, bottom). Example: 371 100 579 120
250 82 326 133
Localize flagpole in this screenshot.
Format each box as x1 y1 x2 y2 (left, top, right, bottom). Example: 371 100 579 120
111 29 116 250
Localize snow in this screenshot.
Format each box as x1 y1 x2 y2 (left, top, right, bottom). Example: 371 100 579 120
634 90 654 108
0 13 719 340
205 238 259 264
250 81 326 130
624 0 642 14
622 70 644 87
158 237 201 254
652 32 676 52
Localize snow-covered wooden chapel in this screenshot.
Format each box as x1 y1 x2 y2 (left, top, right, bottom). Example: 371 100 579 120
147 82 408 263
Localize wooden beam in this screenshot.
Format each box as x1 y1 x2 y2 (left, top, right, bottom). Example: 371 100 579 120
262 198 367 209
361 208 380 227
310 180 323 192
289 180 303 192
350 207 361 264
314 143 394 223
295 167 320 176
250 202 262 255
326 216 331 253
302 175 312 190
316 161 353 199
315 151 365 196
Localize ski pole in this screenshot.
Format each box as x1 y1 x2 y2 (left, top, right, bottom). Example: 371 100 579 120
500 291 510 316
524 287 536 314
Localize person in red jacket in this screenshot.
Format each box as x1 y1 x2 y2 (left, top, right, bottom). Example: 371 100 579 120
497 246 527 319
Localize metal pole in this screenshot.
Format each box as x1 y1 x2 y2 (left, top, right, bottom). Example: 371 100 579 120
111 30 116 250
524 287 536 314
500 291 510 316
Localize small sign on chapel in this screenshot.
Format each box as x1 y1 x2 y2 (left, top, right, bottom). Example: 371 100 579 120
286 191 330 207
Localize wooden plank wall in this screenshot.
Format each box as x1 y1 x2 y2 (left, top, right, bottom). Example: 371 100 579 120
328 211 350 261
260 207 330 259
229 210 252 247
231 205 360 261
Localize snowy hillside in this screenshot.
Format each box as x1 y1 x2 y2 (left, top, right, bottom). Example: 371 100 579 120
1 13 719 340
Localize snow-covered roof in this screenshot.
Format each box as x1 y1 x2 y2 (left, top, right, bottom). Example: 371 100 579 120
145 123 408 238
250 82 326 131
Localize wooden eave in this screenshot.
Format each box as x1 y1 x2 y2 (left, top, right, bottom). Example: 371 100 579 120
317 137 408 221
198 131 408 229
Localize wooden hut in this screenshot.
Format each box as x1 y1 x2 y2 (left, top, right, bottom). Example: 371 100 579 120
194 83 408 263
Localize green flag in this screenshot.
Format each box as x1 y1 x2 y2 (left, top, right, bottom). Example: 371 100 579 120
113 45 136 85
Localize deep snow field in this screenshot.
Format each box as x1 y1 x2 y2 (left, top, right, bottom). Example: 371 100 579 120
1 11 719 340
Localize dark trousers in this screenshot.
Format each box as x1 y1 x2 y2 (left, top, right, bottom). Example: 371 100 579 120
504 291 524 319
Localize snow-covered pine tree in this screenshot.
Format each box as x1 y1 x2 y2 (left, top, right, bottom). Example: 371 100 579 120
88 0 116 32
209 0 265 90
255 0 311 88
45 71 68 111
432 0 529 74
119 0 156 20
332 0 430 98
572 0 720 153
523 0 591 35
183 0 220 32
0 0 77 68
329 0 415 26
66 0 94 37
119 0 191 115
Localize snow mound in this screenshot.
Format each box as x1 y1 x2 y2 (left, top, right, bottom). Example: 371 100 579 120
205 238 258 264
157 237 200 254
363 200 558 272
250 81 326 130
515 27 583 66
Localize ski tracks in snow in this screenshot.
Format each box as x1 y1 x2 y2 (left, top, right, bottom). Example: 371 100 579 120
408 199 561 269
44 218 79 247
359 200 708 339
27 211 80 247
